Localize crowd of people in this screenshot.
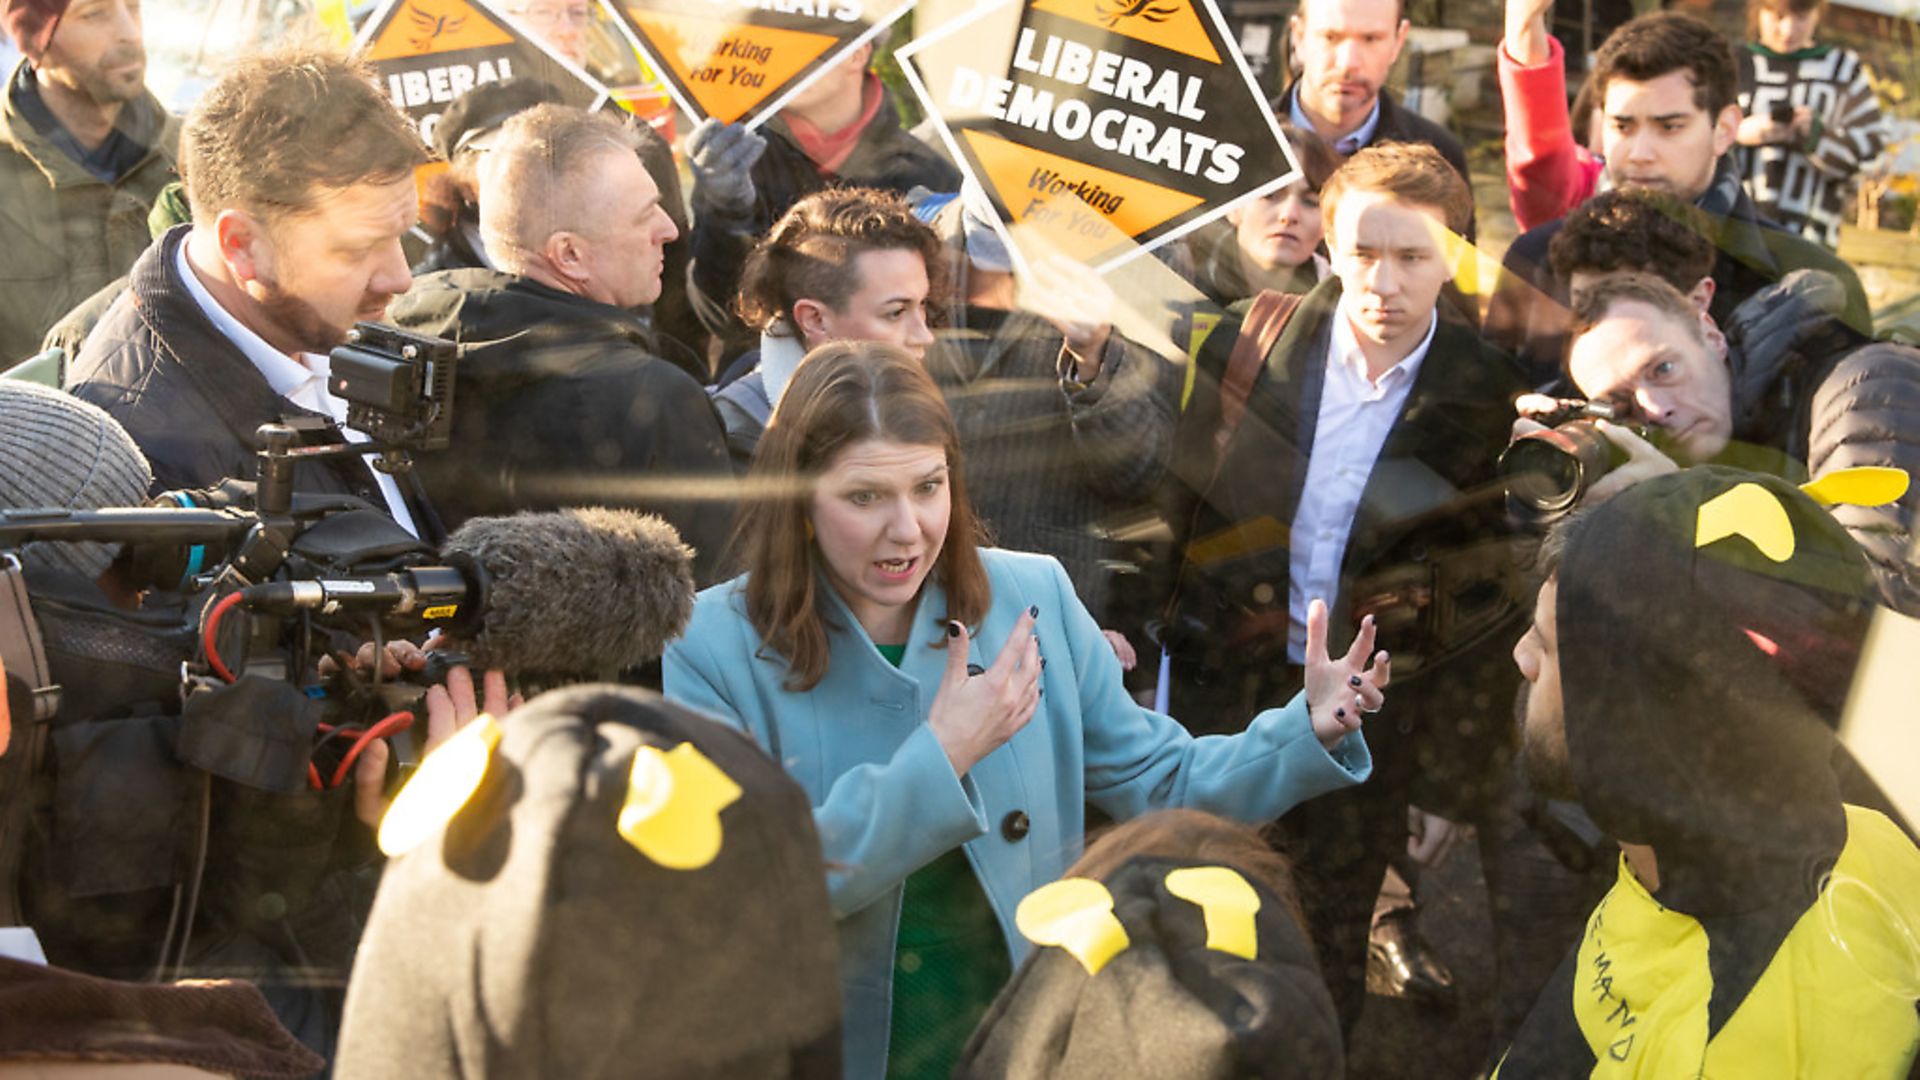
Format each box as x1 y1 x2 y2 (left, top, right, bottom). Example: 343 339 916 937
0 0 1916 1075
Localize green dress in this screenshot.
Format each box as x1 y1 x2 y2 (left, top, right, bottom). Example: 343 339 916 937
874 643 1014 1080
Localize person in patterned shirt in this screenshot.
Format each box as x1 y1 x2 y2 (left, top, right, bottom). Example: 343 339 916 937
1734 0 1888 250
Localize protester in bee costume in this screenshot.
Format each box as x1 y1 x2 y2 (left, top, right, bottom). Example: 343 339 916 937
333 685 843 1079
955 813 1345 1079
1497 467 1920 1077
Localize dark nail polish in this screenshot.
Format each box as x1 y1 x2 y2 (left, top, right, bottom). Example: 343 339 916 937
1348 675 1362 688
1040 658 1048 670
967 663 985 677
947 620 962 638
1028 605 1039 618
1335 708 1346 719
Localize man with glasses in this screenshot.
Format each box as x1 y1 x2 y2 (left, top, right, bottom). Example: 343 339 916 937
504 0 590 67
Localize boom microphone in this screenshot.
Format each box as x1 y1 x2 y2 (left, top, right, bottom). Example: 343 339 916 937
208 508 696 680
436 507 696 678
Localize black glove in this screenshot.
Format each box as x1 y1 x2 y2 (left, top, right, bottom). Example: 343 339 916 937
686 118 767 218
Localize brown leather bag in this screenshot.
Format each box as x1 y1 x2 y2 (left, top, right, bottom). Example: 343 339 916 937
1215 289 1303 448
1158 291 1303 654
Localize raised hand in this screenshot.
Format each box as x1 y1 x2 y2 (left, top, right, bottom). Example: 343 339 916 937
1302 599 1391 751
686 118 766 218
1018 256 1115 378
927 609 1044 777
1504 0 1556 66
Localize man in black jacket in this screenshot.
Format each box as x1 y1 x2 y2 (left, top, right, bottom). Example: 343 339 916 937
1486 12 1869 385
388 104 734 585
64 48 438 536
682 40 962 355
1162 143 1527 1035
1544 271 1920 612
1278 0 1474 236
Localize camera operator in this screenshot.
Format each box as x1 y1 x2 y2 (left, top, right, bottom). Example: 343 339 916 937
1517 269 1920 613
1498 469 1919 1075
64 47 436 538
0 379 529 1069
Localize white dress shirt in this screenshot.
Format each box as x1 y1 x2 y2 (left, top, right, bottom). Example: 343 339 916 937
1286 301 1437 662
175 242 419 537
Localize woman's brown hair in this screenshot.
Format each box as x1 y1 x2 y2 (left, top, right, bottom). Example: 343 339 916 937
1068 809 1309 933
738 341 991 690
1277 122 1338 193
735 187 949 334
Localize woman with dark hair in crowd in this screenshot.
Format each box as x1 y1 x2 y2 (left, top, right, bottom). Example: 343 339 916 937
712 187 946 466
664 341 1389 1080
1187 123 1340 305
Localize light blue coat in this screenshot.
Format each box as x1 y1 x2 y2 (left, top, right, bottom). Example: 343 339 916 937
662 548 1371 1078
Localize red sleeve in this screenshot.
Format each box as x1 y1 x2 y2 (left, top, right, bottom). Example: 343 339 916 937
1498 36 1602 231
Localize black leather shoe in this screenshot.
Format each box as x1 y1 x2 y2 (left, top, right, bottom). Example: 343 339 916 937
1366 908 1457 1008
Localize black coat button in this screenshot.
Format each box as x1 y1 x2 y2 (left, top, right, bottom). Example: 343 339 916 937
1001 810 1030 842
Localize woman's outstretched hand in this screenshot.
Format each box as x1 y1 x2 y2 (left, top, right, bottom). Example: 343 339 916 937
928 609 1043 778
1303 599 1391 751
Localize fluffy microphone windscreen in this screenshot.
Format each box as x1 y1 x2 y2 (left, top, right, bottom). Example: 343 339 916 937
440 508 695 677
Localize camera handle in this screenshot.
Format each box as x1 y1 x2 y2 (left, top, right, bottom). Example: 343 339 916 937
250 423 418 518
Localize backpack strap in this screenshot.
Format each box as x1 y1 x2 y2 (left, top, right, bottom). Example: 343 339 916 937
1218 289 1302 444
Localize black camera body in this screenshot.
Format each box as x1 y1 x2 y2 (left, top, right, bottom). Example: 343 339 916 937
0 326 473 988
1498 398 1642 525
328 322 457 472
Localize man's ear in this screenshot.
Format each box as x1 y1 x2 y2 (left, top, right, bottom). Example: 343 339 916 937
214 209 269 286
1288 14 1305 61
1700 308 1730 364
1688 276 1716 313
1389 18 1410 62
542 231 592 289
1711 104 1742 158
791 298 832 343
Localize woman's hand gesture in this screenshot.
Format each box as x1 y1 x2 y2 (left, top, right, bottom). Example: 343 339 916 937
928 609 1043 777
1303 599 1391 751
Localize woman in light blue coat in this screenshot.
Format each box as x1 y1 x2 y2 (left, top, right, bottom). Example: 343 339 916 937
664 342 1390 1079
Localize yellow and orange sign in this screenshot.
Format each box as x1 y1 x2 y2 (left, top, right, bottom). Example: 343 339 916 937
352 0 612 151
898 0 1298 274
603 0 917 129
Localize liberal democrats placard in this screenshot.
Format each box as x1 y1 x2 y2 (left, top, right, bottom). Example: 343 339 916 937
898 0 1298 273
355 0 611 151
603 0 916 129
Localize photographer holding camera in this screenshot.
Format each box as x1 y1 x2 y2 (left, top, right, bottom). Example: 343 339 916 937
64 47 436 538
1510 264 1920 613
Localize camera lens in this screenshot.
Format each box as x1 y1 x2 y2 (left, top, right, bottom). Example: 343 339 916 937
1500 438 1585 513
